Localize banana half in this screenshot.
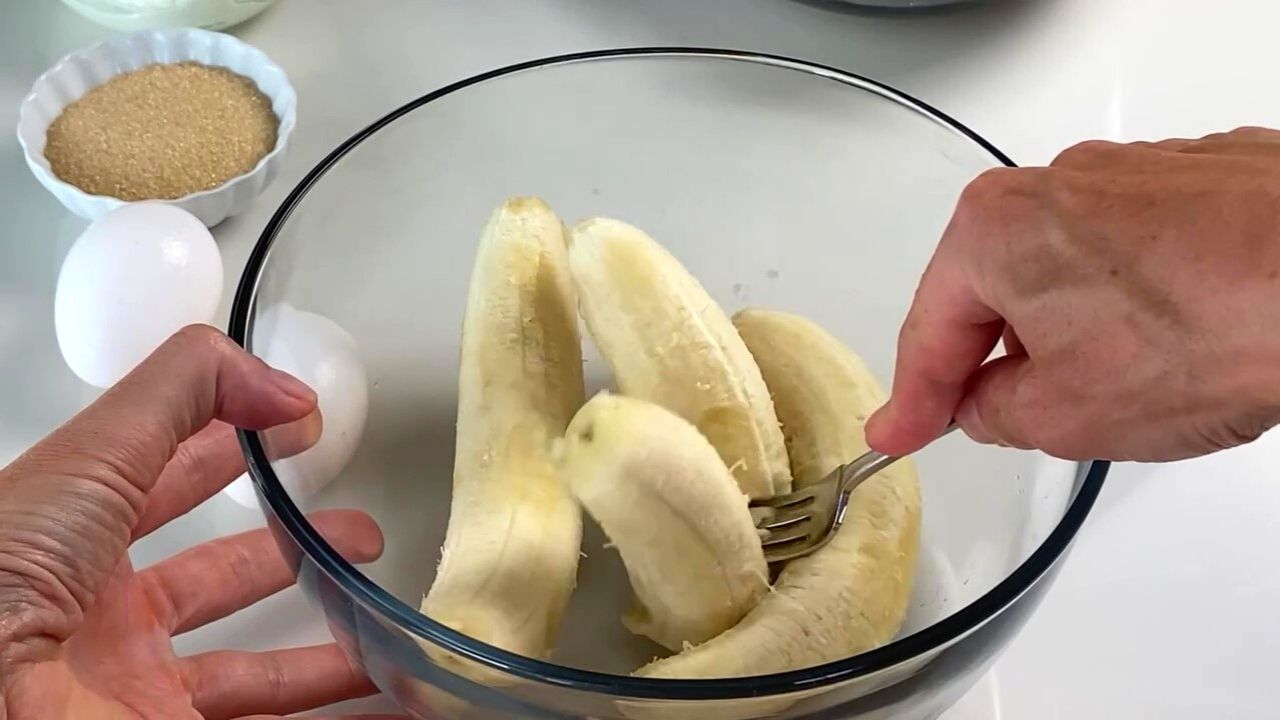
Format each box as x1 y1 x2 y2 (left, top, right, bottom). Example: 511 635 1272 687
556 392 769 652
422 197 585 660
637 308 922 678
568 218 792 500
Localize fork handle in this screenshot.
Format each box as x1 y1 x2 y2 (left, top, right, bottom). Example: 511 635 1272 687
832 421 961 524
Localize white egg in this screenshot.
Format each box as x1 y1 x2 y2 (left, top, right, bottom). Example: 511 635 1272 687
223 303 370 509
55 202 223 388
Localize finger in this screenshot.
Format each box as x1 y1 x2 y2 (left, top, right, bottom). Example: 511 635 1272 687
139 510 382 635
958 356 1117 460
1051 139 1123 169
1189 125 1280 147
14 325 316 517
1143 128 1280 160
1055 138 1194 168
1175 137 1280 158
133 410 323 539
185 643 378 720
953 354 1042 450
865 244 1003 455
1131 138 1193 153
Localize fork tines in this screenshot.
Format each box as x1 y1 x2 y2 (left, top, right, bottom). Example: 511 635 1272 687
751 491 818 553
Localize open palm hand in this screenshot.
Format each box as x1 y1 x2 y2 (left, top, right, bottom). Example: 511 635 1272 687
0 326 400 720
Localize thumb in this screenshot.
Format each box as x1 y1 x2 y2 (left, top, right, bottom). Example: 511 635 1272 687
12 324 316 505
953 354 1040 450
0 325 316 647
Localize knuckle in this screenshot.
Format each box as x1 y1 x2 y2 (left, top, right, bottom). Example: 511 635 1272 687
1224 125 1280 144
960 167 1020 206
165 324 239 376
1225 125 1271 138
168 443 207 507
174 322 220 343
911 337 969 384
171 323 231 354
262 652 290 697
952 167 1041 248
213 536 259 588
1203 413 1275 452
1051 139 1118 167
1197 129 1233 145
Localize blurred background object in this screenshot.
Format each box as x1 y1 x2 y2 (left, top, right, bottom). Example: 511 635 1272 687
60 0 277 31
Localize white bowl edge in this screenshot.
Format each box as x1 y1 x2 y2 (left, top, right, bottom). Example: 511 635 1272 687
15 27 297 228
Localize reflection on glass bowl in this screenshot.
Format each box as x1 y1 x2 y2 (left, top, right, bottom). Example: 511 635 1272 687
223 302 368 508
826 0 983 9
231 48 1106 720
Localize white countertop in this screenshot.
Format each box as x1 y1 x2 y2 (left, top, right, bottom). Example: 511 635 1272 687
3 1 1279 717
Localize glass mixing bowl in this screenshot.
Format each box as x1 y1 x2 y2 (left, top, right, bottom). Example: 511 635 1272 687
832 1 979 8
230 48 1106 720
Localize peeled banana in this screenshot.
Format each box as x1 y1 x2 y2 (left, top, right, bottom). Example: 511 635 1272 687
636 308 922 678
421 197 584 659
556 392 770 652
568 218 791 500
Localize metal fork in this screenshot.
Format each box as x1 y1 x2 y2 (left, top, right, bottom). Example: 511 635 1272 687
751 422 960 564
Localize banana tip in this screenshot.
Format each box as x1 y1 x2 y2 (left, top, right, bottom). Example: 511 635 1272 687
502 195 552 213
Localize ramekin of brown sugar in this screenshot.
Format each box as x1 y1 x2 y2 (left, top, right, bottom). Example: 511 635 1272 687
17 28 296 227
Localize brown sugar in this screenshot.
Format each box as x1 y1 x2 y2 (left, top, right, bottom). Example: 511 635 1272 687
44 61 279 201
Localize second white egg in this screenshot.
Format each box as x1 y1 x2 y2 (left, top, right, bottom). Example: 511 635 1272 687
224 302 370 509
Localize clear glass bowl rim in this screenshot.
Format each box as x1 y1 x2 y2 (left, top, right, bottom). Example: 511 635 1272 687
230 47 1108 701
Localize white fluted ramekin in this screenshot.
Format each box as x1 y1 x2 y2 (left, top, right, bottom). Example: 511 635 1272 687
16 27 296 227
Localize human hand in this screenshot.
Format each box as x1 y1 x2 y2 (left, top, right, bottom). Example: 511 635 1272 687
867 126 1280 462
0 325 400 719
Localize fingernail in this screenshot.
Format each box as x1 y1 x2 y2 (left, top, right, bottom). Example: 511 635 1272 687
955 397 995 445
271 368 316 404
